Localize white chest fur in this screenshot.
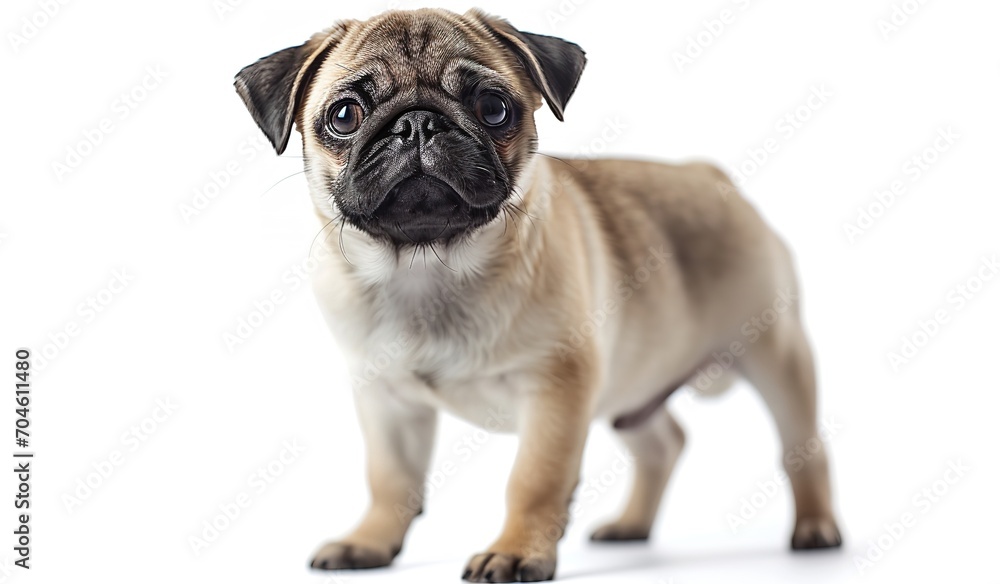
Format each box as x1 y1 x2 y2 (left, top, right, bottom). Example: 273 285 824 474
311 225 534 432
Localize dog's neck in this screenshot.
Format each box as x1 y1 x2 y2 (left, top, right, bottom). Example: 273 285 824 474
320 156 551 299
307 157 554 373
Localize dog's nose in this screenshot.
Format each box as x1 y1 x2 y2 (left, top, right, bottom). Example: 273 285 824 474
390 110 448 145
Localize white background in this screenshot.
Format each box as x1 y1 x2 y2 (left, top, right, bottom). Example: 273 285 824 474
1 0 997 582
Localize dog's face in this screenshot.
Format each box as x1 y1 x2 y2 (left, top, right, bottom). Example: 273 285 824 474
235 9 586 246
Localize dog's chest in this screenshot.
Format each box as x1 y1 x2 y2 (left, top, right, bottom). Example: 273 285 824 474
344 263 519 375
385 367 526 432
351 270 533 428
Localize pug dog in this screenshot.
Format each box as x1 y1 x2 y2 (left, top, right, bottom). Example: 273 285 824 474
234 8 842 582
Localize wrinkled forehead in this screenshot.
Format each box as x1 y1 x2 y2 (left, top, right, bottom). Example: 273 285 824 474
307 11 533 112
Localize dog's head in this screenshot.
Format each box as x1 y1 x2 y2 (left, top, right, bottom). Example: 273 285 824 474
234 9 585 246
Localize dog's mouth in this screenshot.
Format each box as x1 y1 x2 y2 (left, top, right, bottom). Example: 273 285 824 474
358 174 501 245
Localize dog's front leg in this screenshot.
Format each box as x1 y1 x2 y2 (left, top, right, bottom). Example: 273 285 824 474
311 381 436 570
463 359 594 583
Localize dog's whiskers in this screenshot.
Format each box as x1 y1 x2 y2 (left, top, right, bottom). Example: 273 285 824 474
507 205 522 241
510 188 539 222
260 170 307 197
408 245 419 270
427 241 456 272
536 152 583 174
504 200 536 237
395 222 417 245
310 217 338 258
337 216 353 266
499 207 510 239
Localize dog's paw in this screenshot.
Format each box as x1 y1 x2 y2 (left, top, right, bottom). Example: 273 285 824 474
589 521 650 542
461 552 555 582
791 517 843 550
309 540 398 570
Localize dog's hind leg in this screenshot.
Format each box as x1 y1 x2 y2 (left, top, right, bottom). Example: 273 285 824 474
590 407 685 542
739 313 842 550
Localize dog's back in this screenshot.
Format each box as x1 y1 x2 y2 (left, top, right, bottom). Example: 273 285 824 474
561 157 798 344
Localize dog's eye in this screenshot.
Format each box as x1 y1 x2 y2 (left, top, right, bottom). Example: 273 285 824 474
474 93 509 127
328 100 364 135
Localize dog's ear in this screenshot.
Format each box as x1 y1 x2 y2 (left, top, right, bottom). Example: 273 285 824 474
234 22 353 154
469 9 586 121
